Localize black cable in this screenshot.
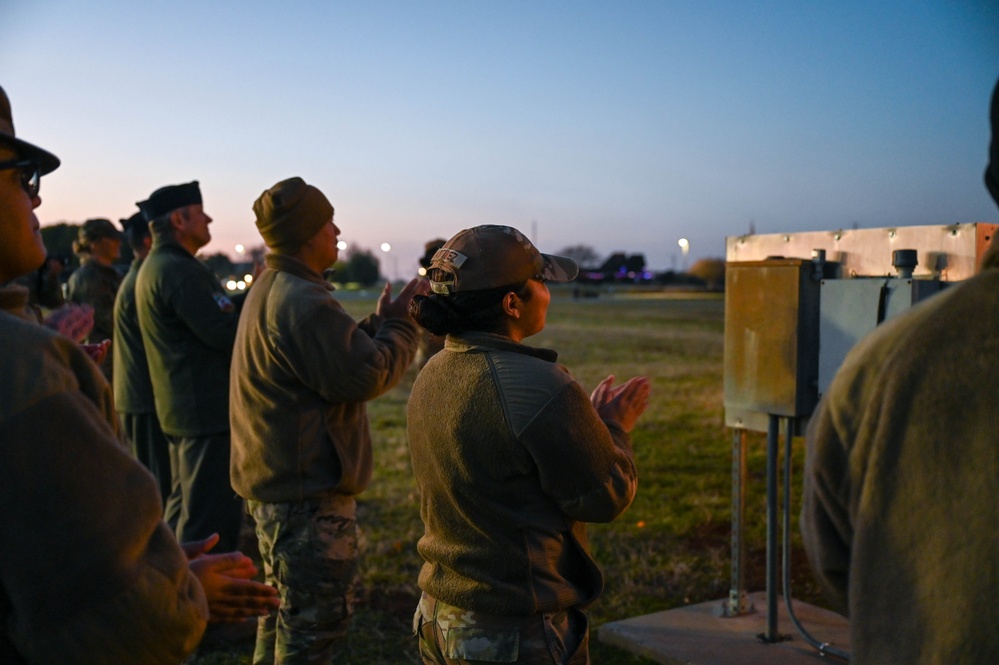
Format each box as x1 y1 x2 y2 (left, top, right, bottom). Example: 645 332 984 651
782 417 851 661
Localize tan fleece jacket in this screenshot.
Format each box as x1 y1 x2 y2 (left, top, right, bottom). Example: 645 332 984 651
230 253 419 503
408 332 637 615
0 306 207 664
802 266 999 665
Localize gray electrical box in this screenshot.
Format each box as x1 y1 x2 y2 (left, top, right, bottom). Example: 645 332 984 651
817 278 947 396
722 224 993 433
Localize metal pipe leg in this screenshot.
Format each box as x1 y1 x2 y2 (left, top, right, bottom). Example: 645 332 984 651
726 427 750 616
764 414 779 642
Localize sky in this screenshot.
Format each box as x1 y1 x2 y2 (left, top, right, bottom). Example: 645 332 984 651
2 0 997 276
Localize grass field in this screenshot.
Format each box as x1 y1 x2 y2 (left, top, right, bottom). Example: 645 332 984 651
191 288 828 664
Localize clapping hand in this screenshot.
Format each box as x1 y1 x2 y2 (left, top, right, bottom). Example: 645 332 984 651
182 533 280 623
44 303 94 343
376 277 431 321
590 375 651 433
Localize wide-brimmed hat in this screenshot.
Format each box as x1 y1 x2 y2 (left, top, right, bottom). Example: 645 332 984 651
0 85 60 175
428 225 578 295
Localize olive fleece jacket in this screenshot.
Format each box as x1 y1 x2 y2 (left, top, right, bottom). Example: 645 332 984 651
230 253 420 503
407 332 638 616
67 257 122 346
802 266 999 665
0 303 207 664
113 256 155 414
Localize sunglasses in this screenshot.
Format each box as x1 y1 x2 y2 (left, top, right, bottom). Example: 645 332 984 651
0 158 41 199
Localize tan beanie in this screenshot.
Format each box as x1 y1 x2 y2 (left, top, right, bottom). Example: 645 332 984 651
253 177 334 254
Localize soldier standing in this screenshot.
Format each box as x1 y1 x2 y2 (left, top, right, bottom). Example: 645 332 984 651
67 217 123 380
407 225 651 664
230 177 426 663
114 210 173 516
801 78 999 665
136 181 243 553
0 84 277 664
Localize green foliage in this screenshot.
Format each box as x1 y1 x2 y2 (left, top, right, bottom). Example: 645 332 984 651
40 221 135 270
202 252 235 279
556 243 601 267
333 248 382 286
191 289 825 664
40 223 80 268
687 258 726 291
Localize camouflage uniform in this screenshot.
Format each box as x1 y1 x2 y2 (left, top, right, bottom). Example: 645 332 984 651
413 593 589 664
248 494 359 665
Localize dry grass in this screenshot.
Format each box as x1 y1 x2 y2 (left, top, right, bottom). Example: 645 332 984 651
191 288 826 664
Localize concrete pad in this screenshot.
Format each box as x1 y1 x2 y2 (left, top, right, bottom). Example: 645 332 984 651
599 592 850 665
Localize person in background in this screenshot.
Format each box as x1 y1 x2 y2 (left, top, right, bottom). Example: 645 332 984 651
136 181 244 553
114 210 173 514
0 83 277 664
414 237 446 369
67 216 123 380
5 252 94 345
407 225 651 664
14 251 66 310
231 177 426 664
801 79 999 665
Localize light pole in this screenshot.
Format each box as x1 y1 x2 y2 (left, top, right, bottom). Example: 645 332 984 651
678 238 690 272
380 242 398 282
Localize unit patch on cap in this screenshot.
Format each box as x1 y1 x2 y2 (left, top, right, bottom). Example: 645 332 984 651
431 248 468 271
429 248 468 294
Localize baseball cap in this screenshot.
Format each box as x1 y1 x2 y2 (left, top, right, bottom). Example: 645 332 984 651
429 225 578 295
78 218 122 243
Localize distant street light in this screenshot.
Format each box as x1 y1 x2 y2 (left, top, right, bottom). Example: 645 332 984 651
235 244 245 255
380 242 398 282
678 238 690 272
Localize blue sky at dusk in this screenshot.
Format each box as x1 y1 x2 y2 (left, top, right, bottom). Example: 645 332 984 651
3 1 997 275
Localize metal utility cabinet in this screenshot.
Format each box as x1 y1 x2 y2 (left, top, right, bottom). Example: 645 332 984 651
721 223 996 653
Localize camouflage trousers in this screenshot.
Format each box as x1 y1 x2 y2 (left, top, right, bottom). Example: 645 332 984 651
248 494 359 665
413 592 590 664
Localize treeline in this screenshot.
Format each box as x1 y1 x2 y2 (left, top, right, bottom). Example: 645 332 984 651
40 223 387 287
